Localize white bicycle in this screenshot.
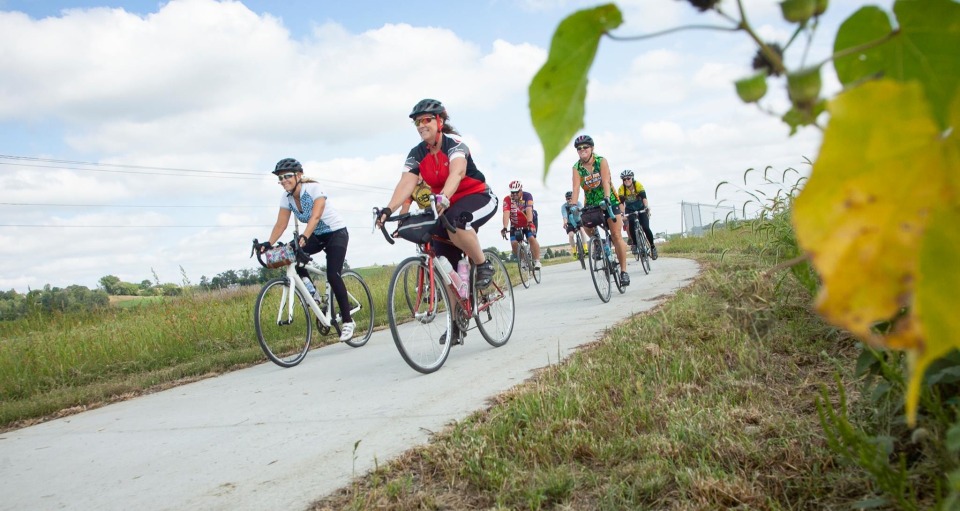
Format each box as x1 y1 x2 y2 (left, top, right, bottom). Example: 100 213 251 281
251 233 374 367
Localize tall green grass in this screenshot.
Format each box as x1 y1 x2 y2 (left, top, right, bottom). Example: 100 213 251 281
0 267 395 430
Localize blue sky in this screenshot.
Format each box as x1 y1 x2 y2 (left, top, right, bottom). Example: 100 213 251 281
0 0 887 292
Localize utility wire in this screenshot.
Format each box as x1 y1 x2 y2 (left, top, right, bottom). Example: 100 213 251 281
0 154 396 192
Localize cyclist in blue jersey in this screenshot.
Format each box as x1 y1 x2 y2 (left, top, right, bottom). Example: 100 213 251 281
561 191 587 258
259 158 355 341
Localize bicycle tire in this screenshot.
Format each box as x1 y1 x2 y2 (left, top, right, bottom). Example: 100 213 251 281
631 221 642 262
524 245 540 285
574 231 586 270
254 277 312 367
475 251 515 347
588 236 611 303
516 243 529 289
337 270 374 347
638 233 651 274
387 257 452 374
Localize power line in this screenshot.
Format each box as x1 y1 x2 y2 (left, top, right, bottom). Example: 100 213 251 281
0 154 396 192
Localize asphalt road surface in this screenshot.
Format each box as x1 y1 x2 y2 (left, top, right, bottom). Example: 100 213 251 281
0 256 700 511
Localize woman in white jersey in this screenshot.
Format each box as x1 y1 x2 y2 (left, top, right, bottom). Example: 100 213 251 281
259 158 355 341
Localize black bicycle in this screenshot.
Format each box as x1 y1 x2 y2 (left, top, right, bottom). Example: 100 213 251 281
582 202 625 303
625 210 652 274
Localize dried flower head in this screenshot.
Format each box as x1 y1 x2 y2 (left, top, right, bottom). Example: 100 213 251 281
752 43 784 77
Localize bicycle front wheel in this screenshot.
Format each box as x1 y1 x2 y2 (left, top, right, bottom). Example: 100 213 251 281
574 231 586 270
638 234 651 274
532 248 541 284
254 277 312 367
588 237 611 303
337 270 374 347
516 246 529 289
475 251 514 347
631 224 642 262
387 257 453 374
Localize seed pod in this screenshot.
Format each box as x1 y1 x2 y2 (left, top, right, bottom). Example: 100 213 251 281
787 66 822 107
735 72 768 103
814 0 828 16
780 0 816 23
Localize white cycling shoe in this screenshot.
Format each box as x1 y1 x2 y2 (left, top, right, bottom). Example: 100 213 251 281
339 321 356 341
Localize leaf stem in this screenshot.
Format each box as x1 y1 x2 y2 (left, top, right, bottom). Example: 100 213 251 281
605 24 739 41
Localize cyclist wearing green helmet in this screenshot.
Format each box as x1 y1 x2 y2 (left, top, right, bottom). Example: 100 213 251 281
571 135 630 286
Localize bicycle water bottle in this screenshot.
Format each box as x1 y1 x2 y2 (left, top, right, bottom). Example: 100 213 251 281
603 241 612 261
456 258 470 298
436 256 460 291
304 278 319 301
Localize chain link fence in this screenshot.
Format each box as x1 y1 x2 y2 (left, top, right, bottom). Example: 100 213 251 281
680 201 737 237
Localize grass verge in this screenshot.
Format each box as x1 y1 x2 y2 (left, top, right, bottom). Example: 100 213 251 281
311 247 872 510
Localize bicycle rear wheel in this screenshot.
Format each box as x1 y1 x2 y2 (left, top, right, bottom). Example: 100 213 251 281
475 251 514 347
516 244 529 289
574 231 586 270
387 257 452 374
336 270 374 347
588 236 611 303
254 277 312 367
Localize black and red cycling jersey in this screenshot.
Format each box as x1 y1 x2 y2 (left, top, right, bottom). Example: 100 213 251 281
403 133 487 204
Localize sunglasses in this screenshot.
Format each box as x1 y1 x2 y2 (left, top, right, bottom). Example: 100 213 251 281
277 173 297 182
576 145 591 151
413 116 435 127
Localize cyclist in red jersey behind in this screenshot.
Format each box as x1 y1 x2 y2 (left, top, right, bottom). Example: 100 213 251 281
377 98 499 288
500 179 541 270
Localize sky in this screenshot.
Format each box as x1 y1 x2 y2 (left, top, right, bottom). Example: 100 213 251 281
0 0 891 293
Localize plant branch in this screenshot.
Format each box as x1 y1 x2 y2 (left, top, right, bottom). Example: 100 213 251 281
737 0 786 75
605 24 739 41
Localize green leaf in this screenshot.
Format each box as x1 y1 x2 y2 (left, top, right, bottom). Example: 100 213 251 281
529 4 623 180
833 0 960 129
833 6 892 86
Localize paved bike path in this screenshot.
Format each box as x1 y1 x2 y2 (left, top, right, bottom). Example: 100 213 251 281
0 256 699 511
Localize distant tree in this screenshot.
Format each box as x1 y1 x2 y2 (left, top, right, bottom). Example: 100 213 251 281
99 275 121 295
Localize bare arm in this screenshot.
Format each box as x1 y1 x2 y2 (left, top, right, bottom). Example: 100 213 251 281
599 158 612 201
440 157 467 205
267 208 292 247
383 172 420 214
571 168 581 204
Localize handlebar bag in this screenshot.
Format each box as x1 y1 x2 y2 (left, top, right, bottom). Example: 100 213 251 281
263 243 297 269
396 212 437 244
580 205 605 228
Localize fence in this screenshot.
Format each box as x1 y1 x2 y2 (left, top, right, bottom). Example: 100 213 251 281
680 201 737 237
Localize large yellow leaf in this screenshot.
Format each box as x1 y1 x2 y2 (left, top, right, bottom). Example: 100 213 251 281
794 79 960 424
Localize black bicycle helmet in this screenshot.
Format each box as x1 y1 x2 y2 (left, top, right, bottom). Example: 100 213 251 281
409 98 445 119
574 135 594 148
565 191 573 199
620 169 634 179
273 158 302 175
